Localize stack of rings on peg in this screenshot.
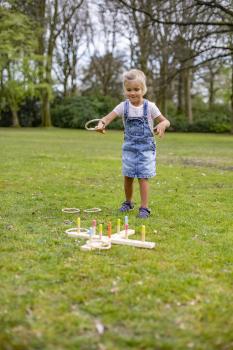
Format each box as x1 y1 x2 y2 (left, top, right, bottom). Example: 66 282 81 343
65 215 156 251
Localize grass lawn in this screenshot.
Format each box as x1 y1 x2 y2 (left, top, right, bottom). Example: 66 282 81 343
0 128 233 350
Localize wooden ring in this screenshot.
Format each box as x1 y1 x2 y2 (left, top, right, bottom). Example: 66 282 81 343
83 208 102 213
62 208 80 213
85 119 102 131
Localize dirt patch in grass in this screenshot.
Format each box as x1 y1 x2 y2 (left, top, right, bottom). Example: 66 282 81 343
160 156 233 171
181 158 233 171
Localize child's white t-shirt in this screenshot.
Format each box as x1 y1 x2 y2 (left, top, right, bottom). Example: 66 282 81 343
113 100 161 133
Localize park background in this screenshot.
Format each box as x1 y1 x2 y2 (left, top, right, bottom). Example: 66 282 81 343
0 0 233 133
1 1 233 350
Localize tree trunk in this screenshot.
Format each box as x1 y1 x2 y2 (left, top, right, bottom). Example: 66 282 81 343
41 90 51 127
36 0 48 126
42 36 54 127
63 73 69 97
11 107 20 127
209 67 215 108
71 52 77 95
158 53 168 115
177 70 183 114
231 53 233 134
132 2 151 78
41 72 52 126
184 67 193 124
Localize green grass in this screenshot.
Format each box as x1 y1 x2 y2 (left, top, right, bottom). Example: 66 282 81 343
0 128 233 350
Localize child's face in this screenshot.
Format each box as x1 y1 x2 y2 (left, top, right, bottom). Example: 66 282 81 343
124 80 144 106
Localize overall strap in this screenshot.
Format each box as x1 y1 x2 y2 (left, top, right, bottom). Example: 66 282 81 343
143 99 148 118
124 100 129 119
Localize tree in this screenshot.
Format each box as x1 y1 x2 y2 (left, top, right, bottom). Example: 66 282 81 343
0 7 38 126
117 0 233 130
82 53 124 97
81 0 125 97
10 0 85 126
55 5 87 97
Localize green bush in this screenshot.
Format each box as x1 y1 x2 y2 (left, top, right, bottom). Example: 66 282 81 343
167 102 231 133
51 96 231 133
19 98 41 127
191 106 231 133
0 97 41 127
51 96 95 128
51 95 123 129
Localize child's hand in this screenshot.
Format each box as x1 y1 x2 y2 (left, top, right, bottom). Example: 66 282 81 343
95 120 106 134
154 122 166 138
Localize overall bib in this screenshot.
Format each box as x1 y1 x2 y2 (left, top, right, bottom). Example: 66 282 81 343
122 99 156 178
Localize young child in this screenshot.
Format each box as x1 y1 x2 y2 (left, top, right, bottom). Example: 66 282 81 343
95 69 170 218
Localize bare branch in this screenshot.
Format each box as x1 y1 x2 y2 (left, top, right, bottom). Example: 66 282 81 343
195 0 233 18
117 0 233 27
54 0 85 40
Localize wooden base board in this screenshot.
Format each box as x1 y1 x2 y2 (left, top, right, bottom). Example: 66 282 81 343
65 228 155 249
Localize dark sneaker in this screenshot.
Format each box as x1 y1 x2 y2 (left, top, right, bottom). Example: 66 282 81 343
137 207 151 218
119 201 134 212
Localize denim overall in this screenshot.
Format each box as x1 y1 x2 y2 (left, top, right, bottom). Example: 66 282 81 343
122 99 156 178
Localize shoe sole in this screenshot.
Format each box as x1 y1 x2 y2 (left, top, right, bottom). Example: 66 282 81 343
119 208 134 212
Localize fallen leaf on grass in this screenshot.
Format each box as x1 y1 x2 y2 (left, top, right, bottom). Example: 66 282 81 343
63 220 73 225
5 224 14 230
95 319 105 335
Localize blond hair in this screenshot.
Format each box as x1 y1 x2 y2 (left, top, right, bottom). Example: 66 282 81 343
123 69 147 95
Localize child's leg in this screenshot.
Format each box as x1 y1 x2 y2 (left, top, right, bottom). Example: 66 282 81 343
124 176 134 202
138 178 149 208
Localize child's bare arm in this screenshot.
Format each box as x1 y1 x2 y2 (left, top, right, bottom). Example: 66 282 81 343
95 111 118 133
154 115 170 137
